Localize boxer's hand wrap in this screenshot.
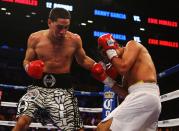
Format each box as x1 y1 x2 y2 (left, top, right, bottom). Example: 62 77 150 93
91 63 116 87
25 60 44 79
98 33 119 60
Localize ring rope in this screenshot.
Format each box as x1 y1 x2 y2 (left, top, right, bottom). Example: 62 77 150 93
0 101 102 113
1 89 179 128
158 64 179 78
1 84 179 102
158 118 179 127
0 93 179 128
0 117 179 128
0 64 179 128
0 120 97 129
160 89 179 102
0 84 104 96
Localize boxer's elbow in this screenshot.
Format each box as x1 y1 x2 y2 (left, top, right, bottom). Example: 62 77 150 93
115 62 129 75
118 65 128 75
76 59 85 67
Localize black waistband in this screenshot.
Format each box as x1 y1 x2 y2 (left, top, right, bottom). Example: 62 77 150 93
32 73 72 89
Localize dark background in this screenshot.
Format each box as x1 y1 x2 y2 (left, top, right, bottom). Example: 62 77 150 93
0 0 179 122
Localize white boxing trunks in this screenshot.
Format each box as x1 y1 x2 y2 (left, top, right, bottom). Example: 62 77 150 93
102 82 161 131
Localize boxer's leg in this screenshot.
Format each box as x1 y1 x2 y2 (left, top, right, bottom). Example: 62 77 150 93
13 88 41 131
12 115 32 131
78 128 85 131
46 88 83 130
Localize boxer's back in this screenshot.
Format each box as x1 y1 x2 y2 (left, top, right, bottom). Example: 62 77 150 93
124 42 157 88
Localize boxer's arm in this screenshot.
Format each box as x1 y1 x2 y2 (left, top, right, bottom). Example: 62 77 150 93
23 34 44 79
74 34 96 70
23 34 38 68
91 62 127 96
111 83 128 98
111 40 141 75
91 63 116 87
104 63 127 97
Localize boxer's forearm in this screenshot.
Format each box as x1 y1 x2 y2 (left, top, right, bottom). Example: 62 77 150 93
112 83 128 98
79 56 96 70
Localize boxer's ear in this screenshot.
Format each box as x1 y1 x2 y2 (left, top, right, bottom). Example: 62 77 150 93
48 19 52 27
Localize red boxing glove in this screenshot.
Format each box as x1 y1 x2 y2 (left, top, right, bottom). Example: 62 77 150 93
98 33 119 60
105 63 118 79
25 60 44 79
98 33 118 51
91 63 116 87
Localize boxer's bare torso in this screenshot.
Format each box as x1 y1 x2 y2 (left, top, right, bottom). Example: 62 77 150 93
25 30 79 73
117 41 157 89
23 29 89 74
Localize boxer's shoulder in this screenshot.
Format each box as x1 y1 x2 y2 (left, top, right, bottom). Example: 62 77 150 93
29 30 45 40
66 31 82 46
126 40 142 51
31 29 48 37
28 30 46 46
66 31 80 39
126 40 138 46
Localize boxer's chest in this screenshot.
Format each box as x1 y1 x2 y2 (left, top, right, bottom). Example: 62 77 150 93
35 39 76 62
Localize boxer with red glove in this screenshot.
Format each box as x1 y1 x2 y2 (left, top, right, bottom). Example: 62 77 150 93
25 60 44 79
91 62 116 87
91 62 128 98
99 61 118 79
98 33 119 60
105 62 118 79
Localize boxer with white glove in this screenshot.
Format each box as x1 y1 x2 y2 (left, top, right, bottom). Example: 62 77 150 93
96 34 161 131
98 33 119 60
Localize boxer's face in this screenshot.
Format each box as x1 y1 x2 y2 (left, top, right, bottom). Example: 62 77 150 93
48 18 70 39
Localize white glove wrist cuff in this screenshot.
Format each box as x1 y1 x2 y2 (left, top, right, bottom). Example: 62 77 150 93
106 49 118 60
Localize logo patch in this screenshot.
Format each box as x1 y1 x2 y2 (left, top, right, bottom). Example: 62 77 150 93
43 74 56 87
107 38 115 46
22 89 39 101
18 101 28 113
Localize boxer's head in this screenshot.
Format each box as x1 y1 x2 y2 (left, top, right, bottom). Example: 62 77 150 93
48 8 71 40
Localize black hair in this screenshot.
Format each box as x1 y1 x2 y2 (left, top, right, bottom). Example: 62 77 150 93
49 8 71 22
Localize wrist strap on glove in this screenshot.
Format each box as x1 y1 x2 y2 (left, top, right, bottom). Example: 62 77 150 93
106 49 118 60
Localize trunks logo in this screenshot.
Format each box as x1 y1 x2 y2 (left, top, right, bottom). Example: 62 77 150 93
18 101 28 113
22 89 39 101
43 74 56 87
